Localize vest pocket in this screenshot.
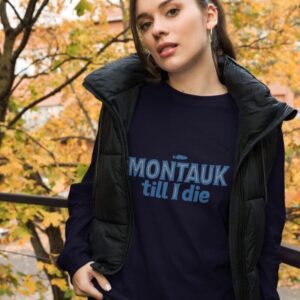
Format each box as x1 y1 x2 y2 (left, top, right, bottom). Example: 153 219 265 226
244 197 265 273
88 217 128 275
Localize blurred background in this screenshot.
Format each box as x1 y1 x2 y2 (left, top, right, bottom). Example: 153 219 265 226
0 0 299 299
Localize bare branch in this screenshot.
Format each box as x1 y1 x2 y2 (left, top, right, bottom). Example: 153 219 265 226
115 37 133 43
9 26 130 128
11 54 90 92
13 0 50 61
95 25 129 56
14 0 38 34
0 123 56 160
15 52 63 76
12 30 33 62
0 249 50 262
11 57 89 85
8 61 90 127
42 162 80 168
51 135 94 143
0 0 11 31
26 219 50 262
5 0 26 27
106 0 121 8
31 0 49 24
0 123 74 181
11 52 90 95
286 206 300 222
67 76 97 137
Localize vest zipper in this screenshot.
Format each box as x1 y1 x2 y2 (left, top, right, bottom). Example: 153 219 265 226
107 104 134 274
82 81 134 275
230 105 292 299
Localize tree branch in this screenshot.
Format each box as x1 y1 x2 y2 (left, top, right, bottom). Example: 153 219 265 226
10 53 90 97
31 0 49 24
42 162 80 168
67 75 97 137
4 0 26 27
14 0 38 34
8 26 130 128
26 219 49 262
0 0 11 31
0 123 75 183
95 25 130 56
51 135 95 143
12 0 50 61
8 61 90 127
106 0 121 8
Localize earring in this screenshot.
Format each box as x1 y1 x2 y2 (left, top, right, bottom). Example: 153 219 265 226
210 28 213 43
146 50 151 60
145 49 160 70
146 50 155 66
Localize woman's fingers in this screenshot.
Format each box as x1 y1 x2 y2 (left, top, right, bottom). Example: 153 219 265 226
74 276 104 300
72 261 106 299
72 261 112 299
92 269 112 292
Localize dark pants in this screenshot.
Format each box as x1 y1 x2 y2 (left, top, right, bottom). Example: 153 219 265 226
88 296 112 300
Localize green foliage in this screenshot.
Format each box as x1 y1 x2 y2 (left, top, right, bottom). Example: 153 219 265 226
75 0 93 16
8 100 20 114
76 163 89 181
66 43 80 56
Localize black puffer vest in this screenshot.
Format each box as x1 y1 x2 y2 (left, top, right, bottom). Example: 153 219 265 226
82 53 298 300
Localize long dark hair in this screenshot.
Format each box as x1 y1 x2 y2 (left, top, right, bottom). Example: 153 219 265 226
129 0 236 81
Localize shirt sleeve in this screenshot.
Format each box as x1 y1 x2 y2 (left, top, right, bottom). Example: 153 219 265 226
258 125 285 300
56 130 99 283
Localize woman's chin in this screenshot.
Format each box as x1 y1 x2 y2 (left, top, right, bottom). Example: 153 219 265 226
155 58 184 72
158 62 188 75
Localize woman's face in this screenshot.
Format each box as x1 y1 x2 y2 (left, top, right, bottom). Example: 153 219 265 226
135 0 217 74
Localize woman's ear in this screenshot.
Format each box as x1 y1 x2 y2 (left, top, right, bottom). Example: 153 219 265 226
205 3 218 30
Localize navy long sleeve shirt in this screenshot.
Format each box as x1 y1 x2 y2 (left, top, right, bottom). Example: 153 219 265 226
56 80 286 300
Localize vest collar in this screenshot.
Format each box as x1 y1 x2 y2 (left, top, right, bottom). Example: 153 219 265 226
83 53 298 147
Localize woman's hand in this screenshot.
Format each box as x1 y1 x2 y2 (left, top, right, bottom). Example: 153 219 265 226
72 261 112 300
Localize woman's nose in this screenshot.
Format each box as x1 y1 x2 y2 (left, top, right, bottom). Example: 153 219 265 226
151 20 169 39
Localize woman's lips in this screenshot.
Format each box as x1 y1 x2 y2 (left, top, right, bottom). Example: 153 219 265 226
159 45 178 58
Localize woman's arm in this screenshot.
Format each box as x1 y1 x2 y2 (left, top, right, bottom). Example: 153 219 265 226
258 125 285 300
56 130 99 283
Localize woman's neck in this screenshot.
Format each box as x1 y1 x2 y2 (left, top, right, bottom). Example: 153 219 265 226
166 79 228 96
166 52 228 96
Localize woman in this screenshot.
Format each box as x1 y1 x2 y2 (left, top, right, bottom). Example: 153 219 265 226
56 0 298 299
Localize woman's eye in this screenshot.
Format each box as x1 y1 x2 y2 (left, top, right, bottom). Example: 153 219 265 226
166 8 180 16
138 8 180 32
139 22 151 32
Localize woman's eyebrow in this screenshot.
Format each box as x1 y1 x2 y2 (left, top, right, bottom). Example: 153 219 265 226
136 0 176 21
